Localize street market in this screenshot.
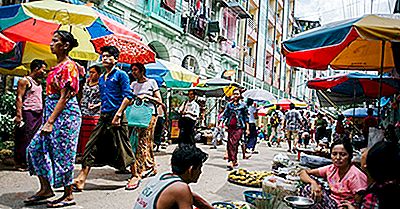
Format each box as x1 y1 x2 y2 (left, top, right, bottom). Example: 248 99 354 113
0 0 400 209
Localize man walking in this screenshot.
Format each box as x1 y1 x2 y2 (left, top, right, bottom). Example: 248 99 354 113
14 59 47 170
178 90 200 146
73 46 135 190
133 145 213 209
283 103 302 153
245 98 258 153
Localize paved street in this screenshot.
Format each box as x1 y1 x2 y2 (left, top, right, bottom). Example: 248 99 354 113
0 142 296 209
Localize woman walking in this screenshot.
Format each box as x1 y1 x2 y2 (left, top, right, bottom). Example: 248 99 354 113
219 89 249 170
127 63 163 189
77 65 101 156
25 30 82 207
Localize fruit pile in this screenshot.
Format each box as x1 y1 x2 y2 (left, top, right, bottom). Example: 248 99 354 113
228 168 273 188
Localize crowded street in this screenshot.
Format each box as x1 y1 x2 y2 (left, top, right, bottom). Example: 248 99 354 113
0 0 400 209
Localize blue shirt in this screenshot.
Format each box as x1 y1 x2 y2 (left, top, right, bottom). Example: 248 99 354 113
99 67 133 114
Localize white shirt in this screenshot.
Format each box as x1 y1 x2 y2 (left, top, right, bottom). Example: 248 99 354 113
248 105 257 123
179 100 200 121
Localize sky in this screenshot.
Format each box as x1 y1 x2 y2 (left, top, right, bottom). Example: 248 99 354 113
295 0 397 24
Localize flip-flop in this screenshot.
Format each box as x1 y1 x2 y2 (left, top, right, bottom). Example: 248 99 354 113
125 179 141 190
72 184 83 192
24 194 55 205
47 200 76 208
141 168 157 178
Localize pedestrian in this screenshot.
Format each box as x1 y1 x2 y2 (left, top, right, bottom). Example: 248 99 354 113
14 59 47 171
334 114 346 141
219 89 249 170
133 145 213 209
283 103 302 153
74 46 135 191
153 103 167 152
362 108 378 145
128 62 163 190
245 98 259 154
25 30 82 207
77 64 101 156
314 112 328 145
178 90 200 146
268 105 283 147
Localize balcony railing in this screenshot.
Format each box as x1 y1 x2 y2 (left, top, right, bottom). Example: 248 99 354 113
147 0 181 28
220 40 240 60
268 8 275 22
221 0 251 19
245 56 256 68
247 18 258 41
248 18 257 30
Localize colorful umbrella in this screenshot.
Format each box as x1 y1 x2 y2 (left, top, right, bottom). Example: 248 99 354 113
0 33 16 54
197 78 242 88
145 59 199 88
242 89 276 102
342 107 378 118
0 0 154 69
307 72 400 98
275 98 308 110
282 14 400 71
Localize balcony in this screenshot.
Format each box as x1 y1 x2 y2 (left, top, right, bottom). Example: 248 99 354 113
266 39 273 53
146 0 181 29
247 18 258 42
244 55 256 75
221 0 251 19
250 0 259 8
220 39 240 60
186 17 208 40
268 8 275 23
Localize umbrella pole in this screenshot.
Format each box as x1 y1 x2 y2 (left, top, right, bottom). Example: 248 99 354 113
378 40 385 127
352 81 356 133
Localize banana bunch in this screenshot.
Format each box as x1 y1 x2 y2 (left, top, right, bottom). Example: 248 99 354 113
228 168 273 187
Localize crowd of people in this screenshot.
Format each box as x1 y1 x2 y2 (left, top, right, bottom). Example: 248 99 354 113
10 30 400 209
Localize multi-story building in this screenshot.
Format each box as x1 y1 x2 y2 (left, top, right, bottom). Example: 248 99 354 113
239 0 295 100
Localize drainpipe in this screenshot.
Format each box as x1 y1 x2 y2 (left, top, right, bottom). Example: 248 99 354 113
271 0 278 87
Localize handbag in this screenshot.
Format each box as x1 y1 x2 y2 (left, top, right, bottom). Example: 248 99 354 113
126 99 153 128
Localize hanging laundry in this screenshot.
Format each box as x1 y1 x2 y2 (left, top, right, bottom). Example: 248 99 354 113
161 0 177 13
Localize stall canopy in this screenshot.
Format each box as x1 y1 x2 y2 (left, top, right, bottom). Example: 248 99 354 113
307 72 400 98
316 90 369 107
145 59 199 88
282 14 400 71
342 107 378 118
275 98 308 110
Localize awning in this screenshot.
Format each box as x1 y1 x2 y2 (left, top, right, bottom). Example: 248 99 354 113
221 0 251 19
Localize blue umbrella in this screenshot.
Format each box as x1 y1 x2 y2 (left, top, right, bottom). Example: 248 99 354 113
342 107 378 118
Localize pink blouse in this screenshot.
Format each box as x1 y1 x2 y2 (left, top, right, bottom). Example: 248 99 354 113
46 59 79 95
318 164 368 205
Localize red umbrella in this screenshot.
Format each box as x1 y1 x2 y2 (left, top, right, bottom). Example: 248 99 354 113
0 33 15 54
91 33 155 64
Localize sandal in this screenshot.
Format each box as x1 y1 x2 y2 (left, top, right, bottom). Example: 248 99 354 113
71 183 83 192
125 179 141 190
24 194 55 205
47 200 76 208
142 168 157 178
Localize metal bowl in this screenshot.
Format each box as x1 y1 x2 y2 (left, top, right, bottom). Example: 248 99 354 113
283 196 314 209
